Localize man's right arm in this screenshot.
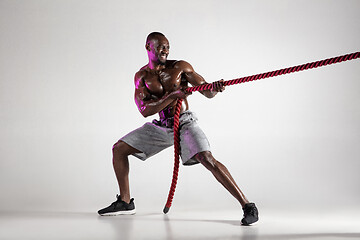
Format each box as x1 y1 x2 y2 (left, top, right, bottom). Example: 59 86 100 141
134 71 188 118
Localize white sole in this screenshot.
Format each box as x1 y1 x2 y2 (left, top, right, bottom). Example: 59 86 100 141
100 209 136 216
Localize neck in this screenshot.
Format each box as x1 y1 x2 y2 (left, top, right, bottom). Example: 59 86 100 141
148 59 165 71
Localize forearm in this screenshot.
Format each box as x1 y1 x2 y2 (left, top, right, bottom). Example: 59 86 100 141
183 70 223 98
198 80 225 98
139 93 174 118
199 89 218 98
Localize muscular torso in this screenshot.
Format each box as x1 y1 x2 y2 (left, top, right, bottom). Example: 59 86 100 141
139 60 189 119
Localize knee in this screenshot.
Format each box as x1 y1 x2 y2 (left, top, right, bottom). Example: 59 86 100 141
112 140 127 156
195 151 218 170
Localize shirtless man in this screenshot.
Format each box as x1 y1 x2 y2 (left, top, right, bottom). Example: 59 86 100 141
98 32 259 225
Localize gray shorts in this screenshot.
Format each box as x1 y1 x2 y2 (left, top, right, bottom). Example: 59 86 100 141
120 111 211 165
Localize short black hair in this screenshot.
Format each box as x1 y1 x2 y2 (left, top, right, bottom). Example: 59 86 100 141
146 32 165 44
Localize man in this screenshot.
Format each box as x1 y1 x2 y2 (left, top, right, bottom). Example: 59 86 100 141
98 32 259 225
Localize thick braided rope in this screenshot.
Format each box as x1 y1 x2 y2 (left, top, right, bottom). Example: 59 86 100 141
163 51 359 213
163 98 183 213
186 52 359 92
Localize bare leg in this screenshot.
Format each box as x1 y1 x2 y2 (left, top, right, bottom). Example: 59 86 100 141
112 140 141 204
193 151 249 207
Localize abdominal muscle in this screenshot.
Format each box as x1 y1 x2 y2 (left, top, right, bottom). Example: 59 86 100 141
159 98 189 120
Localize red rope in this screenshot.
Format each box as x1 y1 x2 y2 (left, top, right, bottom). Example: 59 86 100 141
163 51 359 213
163 98 183 213
186 52 360 92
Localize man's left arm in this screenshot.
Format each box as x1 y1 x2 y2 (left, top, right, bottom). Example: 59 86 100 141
176 60 225 98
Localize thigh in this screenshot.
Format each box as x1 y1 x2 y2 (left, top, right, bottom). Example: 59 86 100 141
113 140 142 155
120 122 174 160
179 120 211 165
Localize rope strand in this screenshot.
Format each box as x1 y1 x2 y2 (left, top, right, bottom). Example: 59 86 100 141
163 98 183 213
163 51 359 213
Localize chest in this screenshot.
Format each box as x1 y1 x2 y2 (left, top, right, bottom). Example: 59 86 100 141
144 68 184 96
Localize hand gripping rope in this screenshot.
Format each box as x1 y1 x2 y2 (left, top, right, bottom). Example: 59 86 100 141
163 51 360 214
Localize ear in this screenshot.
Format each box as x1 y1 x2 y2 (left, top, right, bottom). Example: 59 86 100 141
145 43 151 52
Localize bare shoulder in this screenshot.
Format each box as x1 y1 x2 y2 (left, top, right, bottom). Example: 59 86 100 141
134 66 147 86
173 60 194 72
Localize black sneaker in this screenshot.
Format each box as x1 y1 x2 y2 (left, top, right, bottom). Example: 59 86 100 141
241 203 259 225
98 195 136 216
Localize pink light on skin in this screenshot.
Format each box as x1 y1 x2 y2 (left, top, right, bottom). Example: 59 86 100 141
147 36 170 69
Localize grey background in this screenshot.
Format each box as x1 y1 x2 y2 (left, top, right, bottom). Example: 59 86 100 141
0 0 359 213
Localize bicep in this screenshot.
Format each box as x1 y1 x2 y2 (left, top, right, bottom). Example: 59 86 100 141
179 61 207 87
184 71 206 87
134 77 151 109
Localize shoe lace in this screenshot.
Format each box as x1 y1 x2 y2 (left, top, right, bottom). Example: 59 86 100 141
247 208 255 216
110 194 123 207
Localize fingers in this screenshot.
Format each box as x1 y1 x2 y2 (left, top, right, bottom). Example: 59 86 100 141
212 79 225 92
181 87 192 97
219 79 225 92
179 89 191 99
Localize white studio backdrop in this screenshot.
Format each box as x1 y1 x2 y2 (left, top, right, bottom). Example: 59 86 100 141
0 0 359 213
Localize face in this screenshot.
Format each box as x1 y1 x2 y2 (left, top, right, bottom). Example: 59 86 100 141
147 36 170 65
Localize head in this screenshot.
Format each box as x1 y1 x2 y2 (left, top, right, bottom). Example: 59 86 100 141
145 32 170 65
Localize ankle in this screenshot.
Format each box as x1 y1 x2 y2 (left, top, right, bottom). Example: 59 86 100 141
121 196 131 204
240 200 250 208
